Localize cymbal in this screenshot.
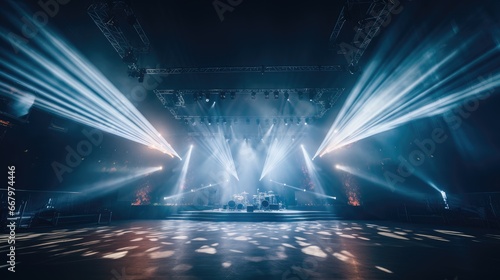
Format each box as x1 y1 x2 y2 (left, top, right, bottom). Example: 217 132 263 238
267 190 274 193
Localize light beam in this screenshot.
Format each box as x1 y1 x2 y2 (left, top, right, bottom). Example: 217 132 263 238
0 3 180 159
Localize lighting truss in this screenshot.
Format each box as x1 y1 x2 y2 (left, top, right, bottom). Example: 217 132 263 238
88 1 151 77
146 65 344 75
329 0 395 67
154 88 344 119
0 4 179 158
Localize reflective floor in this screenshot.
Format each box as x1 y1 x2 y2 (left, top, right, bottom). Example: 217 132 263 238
1 220 499 279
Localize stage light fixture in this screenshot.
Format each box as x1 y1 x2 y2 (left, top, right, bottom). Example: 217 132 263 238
284 91 290 101
251 91 256 99
230 92 235 99
219 91 226 100
264 91 269 99
205 92 210 102
274 90 279 99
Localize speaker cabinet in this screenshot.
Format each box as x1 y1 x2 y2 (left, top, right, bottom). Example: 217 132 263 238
246 206 254 212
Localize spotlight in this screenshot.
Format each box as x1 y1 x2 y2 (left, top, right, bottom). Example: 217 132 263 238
251 91 256 99
274 90 279 99
219 91 226 100
284 91 290 101
335 164 340 169
205 92 210 102
305 118 309 125
273 118 277 124
264 91 269 99
159 166 163 170
284 119 288 125
230 92 236 99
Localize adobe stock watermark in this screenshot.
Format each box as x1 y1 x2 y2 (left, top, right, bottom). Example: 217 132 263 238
8 0 72 54
212 0 243 22
51 128 103 183
384 74 496 189
338 0 404 65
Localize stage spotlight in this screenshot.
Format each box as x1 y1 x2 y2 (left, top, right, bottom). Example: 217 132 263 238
284 119 288 125
159 166 163 170
284 91 290 101
305 118 309 125
251 91 256 99
264 91 269 99
274 90 279 99
230 92 236 99
219 91 226 100
335 164 341 169
205 92 210 102
440 190 449 209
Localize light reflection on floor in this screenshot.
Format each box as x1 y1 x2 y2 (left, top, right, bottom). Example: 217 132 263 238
0 220 499 279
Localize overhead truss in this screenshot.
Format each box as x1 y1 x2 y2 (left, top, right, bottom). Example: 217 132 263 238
146 65 345 75
329 0 397 67
154 88 345 120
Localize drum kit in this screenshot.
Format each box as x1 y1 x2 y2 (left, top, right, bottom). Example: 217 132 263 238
227 190 281 211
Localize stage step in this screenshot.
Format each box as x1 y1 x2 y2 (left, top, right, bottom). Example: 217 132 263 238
165 210 340 222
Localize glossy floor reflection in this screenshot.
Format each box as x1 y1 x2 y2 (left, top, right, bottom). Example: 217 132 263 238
1 220 499 279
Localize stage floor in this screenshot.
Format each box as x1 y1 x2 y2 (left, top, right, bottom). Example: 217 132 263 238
1 220 499 279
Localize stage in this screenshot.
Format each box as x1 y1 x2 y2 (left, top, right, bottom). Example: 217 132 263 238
2 219 499 279
167 209 340 222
